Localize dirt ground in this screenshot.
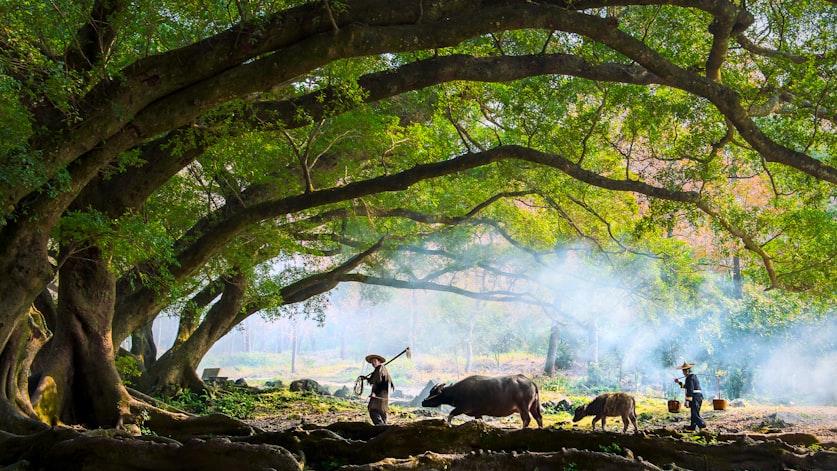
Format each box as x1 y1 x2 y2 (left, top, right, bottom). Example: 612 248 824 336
247 396 837 445
694 403 837 442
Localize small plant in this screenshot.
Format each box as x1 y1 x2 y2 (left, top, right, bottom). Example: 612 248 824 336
137 408 153 435
686 433 718 445
166 389 209 414
598 442 622 454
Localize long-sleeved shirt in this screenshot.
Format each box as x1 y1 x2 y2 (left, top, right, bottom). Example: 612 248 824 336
369 364 392 398
683 373 702 400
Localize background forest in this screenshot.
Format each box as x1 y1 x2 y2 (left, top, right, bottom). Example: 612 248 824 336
186 269 837 406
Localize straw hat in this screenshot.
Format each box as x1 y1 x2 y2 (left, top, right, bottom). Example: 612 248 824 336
677 362 695 370
365 354 386 364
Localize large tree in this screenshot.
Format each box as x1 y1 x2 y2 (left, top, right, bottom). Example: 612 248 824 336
1 0 835 438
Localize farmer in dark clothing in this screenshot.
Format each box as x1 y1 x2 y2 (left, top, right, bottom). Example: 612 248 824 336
365 353 393 425
675 362 707 431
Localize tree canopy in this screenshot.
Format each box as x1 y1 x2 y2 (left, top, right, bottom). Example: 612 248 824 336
0 0 836 437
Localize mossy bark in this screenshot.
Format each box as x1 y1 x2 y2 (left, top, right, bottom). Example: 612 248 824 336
30 246 132 428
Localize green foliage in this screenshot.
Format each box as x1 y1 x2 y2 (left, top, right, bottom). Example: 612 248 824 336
163 386 257 419
115 355 142 387
598 442 622 454
540 374 572 393
137 408 153 435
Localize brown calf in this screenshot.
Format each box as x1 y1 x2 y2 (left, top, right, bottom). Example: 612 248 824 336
572 392 638 433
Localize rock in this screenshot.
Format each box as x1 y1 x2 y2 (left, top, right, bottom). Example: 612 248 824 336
759 412 800 429
542 398 574 413
290 378 328 395
729 399 747 407
409 380 439 407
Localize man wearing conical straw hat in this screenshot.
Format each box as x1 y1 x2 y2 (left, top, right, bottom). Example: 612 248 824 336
674 362 707 432
365 354 393 425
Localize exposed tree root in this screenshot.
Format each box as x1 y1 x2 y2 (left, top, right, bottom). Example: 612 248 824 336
337 450 663 471
1 430 302 471
236 419 837 471
126 394 258 441
1 418 836 470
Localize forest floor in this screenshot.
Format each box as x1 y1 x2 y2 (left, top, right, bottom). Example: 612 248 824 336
236 356 837 444
246 393 837 445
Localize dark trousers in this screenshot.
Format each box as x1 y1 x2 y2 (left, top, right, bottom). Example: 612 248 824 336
369 408 387 425
689 394 706 429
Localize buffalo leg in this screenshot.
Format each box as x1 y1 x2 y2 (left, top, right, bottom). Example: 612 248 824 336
446 408 467 425
518 406 531 428
529 402 543 428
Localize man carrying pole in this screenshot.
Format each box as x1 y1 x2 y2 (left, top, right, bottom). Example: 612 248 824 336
357 347 411 425
364 353 393 425
675 361 707 432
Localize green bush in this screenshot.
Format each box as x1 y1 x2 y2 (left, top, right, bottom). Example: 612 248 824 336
115 355 142 387
163 386 257 419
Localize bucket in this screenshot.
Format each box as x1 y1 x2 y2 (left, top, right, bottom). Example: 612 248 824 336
713 399 728 410
668 400 681 413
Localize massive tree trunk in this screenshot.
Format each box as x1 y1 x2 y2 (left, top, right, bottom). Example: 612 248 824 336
0 306 53 434
30 246 132 428
0 226 59 433
138 273 247 397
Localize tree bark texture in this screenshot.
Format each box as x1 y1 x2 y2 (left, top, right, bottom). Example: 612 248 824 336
30 246 131 428
138 273 247 397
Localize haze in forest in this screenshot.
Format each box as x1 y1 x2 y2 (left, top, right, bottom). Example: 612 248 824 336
148 255 837 405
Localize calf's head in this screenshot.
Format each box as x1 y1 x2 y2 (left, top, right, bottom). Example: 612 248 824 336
572 404 588 422
421 383 447 407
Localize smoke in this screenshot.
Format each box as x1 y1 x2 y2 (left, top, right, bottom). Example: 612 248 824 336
151 247 835 405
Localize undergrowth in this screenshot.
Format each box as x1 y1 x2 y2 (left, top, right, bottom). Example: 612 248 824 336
161 387 258 419
158 385 361 421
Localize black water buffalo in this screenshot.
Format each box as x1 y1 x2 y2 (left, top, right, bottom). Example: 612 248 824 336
572 392 638 433
421 374 543 428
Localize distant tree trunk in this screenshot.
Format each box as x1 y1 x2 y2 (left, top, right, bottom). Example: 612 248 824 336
291 321 298 374
732 256 743 299
31 246 132 428
544 322 560 376
130 322 158 370
174 279 223 349
409 290 417 356
138 273 247 397
243 319 252 353
465 316 475 372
